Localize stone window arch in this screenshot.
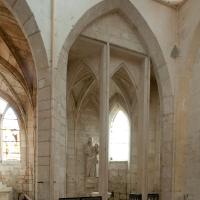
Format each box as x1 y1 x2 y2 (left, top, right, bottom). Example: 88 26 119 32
109 105 130 162
0 97 20 161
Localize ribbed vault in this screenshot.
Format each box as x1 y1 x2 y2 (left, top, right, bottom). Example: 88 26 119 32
0 0 36 111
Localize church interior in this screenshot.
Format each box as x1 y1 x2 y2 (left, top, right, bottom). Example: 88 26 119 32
0 0 199 200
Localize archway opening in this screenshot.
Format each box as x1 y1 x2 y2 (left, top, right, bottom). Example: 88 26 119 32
64 1 171 199
109 109 130 162
0 1 38 198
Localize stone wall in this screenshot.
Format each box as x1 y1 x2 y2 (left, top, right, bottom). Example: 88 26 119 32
147 78 160 193
0 126 34 200
4 0 198 199
0 165 27 199
10 0 175 199
174 1 200 199
184 48 200 200
67 97 132 199
67 93 100 196
108 162 128 200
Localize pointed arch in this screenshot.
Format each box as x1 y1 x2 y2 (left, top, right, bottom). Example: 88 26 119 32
0 90 25 129
58 0 173 98
68 61 97 92
110 93 130 116
111 62 138 91
0 72 25 115
109 104 130 161
111 63 138 109
3 0 49 104
67 61 97 114
58 0 174 199
1 1 50 199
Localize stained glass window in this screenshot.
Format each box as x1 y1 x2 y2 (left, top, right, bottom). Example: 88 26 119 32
0 98 20 161
109 110 130 161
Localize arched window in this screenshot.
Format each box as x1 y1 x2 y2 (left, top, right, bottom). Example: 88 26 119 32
0 97 20 161
109 110 130 161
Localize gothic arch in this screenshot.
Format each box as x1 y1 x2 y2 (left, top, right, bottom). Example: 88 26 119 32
109 93 130 117
58 0 174 199
111 64 138 110
3 0 49 83
0 90 24 127
58 0 173 97
111 62 138 89
1 1 50 199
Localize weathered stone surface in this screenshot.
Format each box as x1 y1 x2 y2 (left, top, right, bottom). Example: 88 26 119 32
1 1 200 200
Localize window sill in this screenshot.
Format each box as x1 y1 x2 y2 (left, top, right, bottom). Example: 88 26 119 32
0 160 21 166
109 161 128 163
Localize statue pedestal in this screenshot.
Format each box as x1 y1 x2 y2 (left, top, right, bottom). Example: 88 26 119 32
85 177 98 192
85 178 112 199
91 191 112 199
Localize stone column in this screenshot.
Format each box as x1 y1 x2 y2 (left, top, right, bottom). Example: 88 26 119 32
50 52 68 200
138 57 150 199
99 43 110 200
50 0 67 199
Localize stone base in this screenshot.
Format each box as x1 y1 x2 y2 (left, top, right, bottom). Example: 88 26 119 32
91 192 112 198
85 177 98 192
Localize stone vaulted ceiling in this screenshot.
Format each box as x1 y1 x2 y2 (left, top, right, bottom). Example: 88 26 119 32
0 0 36 114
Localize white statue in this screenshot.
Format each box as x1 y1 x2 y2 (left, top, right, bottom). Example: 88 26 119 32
85 137 99 177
